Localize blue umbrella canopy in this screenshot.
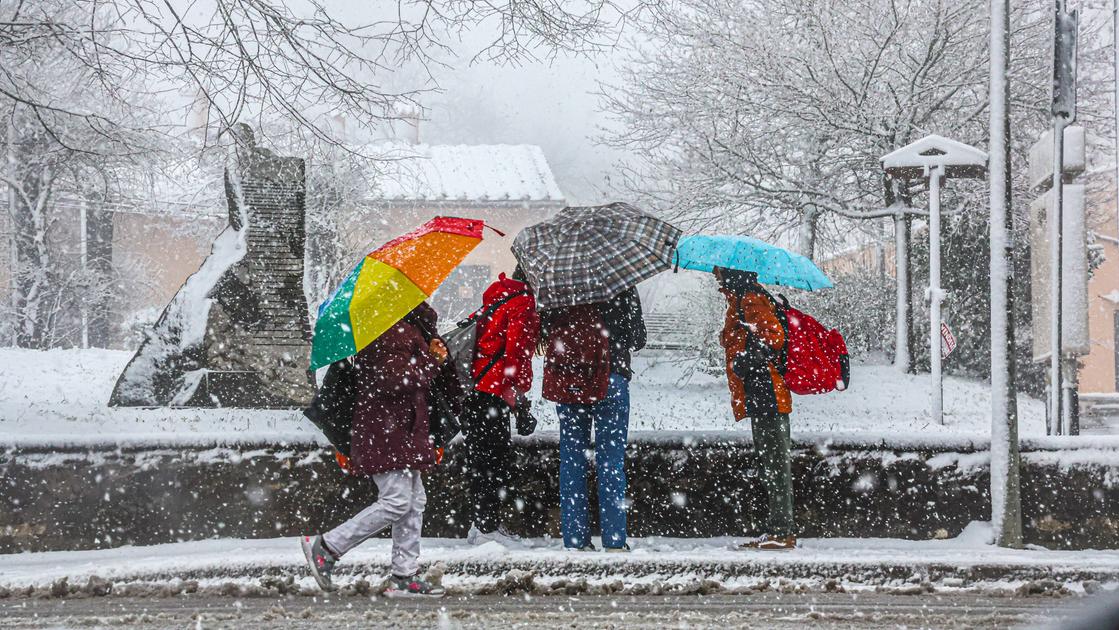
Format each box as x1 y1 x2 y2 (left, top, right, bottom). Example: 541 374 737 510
675 234 833 291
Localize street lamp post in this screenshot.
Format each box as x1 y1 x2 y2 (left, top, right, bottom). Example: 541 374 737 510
882 135 988 425
1050 1 1079 435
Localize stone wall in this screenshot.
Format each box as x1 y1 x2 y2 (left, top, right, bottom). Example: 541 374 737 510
2 437 1114 553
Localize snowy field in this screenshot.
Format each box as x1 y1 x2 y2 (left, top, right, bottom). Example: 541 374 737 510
0 347 1051 449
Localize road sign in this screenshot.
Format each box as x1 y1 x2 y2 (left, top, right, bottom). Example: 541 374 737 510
1052 7 1078 121
940 323 957 359
1029 184 1089 361
1027 126 1085 191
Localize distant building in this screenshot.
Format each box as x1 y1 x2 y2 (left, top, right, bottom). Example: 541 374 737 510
1080 184 1119 408
1 142 565 347
0 191 224 349
819 240 895 280
340 143 565 321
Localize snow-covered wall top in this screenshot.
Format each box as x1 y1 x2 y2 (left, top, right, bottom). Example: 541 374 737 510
363 143 564 202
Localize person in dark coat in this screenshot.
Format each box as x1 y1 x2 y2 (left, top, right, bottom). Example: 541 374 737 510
463 268 540 547
715 268 796 551
301 302 447 598
542 286 645 552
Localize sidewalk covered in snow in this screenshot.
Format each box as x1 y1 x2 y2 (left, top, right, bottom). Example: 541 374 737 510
2 524 1118 598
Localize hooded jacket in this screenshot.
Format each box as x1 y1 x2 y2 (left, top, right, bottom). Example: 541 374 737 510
471 274 540 408
721 288 793 420
348 305 441 476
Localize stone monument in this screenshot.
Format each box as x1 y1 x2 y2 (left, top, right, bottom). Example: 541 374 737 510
110 126 315 408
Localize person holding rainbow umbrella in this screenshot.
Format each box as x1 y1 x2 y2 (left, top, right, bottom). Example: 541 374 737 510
301 216 491 597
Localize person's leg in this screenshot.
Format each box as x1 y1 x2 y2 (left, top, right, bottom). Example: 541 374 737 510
750 414 795 537
323 470 413 557
594 374 630 549
558 403 593 549
464 392 512 533
390 471 426 578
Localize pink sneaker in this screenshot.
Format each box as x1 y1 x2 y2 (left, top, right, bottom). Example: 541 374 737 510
300 535 337 591
385 574 446 598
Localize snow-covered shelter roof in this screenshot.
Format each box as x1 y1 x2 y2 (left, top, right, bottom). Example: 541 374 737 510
364 144 564 203
881 135 988 180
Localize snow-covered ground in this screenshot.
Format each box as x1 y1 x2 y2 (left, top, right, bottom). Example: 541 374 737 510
1 524 1117 596
0 347 1051 449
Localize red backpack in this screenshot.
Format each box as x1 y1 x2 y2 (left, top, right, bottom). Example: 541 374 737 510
542 304 611 404
775 296 850 396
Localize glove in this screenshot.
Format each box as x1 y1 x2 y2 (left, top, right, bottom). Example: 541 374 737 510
837 354 851 391
514 394 538 436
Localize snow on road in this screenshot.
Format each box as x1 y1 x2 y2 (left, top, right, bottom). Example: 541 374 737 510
2 592 1089 630
0 349 1050 449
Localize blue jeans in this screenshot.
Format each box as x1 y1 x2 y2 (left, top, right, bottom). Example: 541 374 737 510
557 374 630 549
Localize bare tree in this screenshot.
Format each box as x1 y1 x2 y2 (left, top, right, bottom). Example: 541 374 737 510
1 0 651 153
0 0 650 347
601 0 1052 260
0 1 177 346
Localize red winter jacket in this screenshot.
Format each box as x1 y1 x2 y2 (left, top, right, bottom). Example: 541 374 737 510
471 274 540 408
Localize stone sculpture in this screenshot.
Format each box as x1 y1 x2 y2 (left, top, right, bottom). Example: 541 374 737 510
109 126 315 408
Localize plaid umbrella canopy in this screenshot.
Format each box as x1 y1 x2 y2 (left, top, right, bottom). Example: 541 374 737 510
512 202 682 310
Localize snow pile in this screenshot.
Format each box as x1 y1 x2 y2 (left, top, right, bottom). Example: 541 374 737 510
0 348 316 449
527 356 1049 439
111 219 247 406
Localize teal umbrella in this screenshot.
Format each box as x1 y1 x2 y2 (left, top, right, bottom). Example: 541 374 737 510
674 234 833 291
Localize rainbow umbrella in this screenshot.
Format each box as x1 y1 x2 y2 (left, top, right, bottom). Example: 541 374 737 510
311 216 486 369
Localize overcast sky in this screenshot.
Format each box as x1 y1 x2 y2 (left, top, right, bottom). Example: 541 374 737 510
421 51 629 205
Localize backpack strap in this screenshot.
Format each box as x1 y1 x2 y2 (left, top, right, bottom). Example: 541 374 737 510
772 297 790 377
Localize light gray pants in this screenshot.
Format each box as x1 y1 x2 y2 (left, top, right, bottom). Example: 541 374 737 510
323 469 427 577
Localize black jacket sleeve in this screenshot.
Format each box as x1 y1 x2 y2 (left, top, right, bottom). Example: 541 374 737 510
627 288 646 352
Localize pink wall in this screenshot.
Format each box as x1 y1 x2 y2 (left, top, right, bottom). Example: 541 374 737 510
1079 200 1118 394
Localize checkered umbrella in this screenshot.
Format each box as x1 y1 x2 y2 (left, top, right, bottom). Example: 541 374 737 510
512 202 683 310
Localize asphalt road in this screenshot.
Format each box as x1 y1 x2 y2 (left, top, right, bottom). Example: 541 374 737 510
0 591 1091 629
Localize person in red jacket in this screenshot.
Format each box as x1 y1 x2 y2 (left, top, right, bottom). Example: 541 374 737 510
464 267 541 547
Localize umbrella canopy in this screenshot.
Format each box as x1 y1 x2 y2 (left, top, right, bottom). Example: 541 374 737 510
674 234 833 291
311 216 486 369
512 202 682 310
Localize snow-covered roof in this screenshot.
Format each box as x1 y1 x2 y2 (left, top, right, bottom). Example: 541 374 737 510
363 144 564 203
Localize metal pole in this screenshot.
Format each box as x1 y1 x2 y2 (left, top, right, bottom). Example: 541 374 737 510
1115 0 1119 238
6 115 17 347
928 166 944 425
894 212 910 371
990 0 1022 547
1050 117 1066 435
1066 359 1080 434
79 198 88 350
